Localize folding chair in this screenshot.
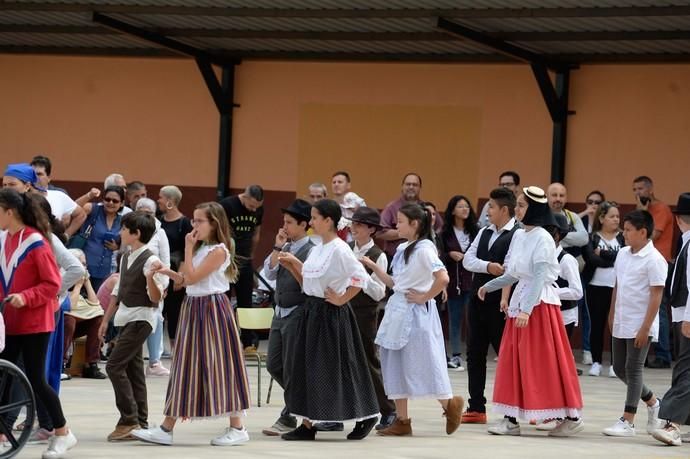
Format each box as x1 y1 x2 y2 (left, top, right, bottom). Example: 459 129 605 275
236 307 274 407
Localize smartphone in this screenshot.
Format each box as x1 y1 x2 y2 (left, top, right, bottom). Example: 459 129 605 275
102 230 120 243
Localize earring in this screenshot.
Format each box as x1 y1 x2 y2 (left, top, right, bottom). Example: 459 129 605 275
166 202 173 210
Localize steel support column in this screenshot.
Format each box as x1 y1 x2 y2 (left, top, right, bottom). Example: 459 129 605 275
550 70 570 183
216 65 234 200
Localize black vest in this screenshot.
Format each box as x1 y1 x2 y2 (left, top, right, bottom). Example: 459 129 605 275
670 240 689 308
471 225 519 294
556 251 577 311
275 239 314 308
348 241 384 309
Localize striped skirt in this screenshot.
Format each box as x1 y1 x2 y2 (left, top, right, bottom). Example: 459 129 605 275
163 293 251 419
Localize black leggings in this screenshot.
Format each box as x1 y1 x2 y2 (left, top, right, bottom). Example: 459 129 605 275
1 333 66 429
164 282 185 340
587 285 613 365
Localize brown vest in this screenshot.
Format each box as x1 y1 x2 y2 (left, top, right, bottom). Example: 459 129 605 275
116 248 156 308
348 241 384 309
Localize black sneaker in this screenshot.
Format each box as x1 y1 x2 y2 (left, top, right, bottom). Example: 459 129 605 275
313 422 344 432
347 417 377 440
83 363 107 379
281 424 316 441
375 413 397 431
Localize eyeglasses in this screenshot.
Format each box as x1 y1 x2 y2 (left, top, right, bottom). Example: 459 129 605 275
586 199 602 205
499 182 515 187
103 198 121 204
192 219 208 225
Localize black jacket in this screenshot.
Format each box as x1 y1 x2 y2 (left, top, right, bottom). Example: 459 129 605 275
581 232 626 285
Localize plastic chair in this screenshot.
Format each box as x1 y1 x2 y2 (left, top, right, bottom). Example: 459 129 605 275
236 307 274 407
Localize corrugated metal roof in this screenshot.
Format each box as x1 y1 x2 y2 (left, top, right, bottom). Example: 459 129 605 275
3 0 690 62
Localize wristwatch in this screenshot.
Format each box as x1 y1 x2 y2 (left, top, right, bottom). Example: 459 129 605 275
273 245 283 252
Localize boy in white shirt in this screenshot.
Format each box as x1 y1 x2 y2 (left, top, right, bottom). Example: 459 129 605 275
603 210 668 437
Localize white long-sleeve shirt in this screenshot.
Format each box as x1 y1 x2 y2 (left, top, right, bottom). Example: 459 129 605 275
671 230 690 323
463 218 517 274
351 239 387 302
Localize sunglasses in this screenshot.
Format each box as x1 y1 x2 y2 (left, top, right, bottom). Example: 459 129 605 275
586 199 602 205
103 198 121 204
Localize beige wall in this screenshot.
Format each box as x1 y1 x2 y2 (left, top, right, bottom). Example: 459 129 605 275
1 55 688 209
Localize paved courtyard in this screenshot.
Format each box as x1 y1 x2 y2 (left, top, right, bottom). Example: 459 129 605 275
15 353 690 459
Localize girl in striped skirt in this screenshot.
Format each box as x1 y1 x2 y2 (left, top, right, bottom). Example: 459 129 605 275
132 202 251 446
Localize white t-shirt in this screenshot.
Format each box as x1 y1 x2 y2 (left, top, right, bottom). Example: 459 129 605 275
185 243 233 297
505 227 561 316
589 233 621 288
612 241 668 341
391 239 446 294
46 189 77 220
302 237 368 298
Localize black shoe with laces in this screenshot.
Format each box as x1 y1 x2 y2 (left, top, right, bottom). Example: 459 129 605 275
83 363 107 379
281 424 317 441
347 417 377 440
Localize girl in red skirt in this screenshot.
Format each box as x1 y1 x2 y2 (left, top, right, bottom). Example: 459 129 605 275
478 186 583 437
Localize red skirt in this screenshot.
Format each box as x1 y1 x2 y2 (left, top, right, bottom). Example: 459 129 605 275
492 302 583 421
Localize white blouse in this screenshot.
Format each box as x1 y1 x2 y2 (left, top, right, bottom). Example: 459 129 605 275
391 239 446 294
185 243 232 297
302 238 367 298
505 227 561 316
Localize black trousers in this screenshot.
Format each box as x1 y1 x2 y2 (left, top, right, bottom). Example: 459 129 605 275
0 333 66 429
266 309 302 399
659 322 690 425
587 285 613 365
232 258 258 347
466 294 505 413
352 305 396 417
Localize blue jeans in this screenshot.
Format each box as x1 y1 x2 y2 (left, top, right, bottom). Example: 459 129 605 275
448 291 471 356
146 314 164 364
654 297 672 363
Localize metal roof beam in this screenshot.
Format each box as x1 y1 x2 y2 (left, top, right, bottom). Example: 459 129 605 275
437 17 573 71
4 25 690 42
3 4 690 19
91 12 237 66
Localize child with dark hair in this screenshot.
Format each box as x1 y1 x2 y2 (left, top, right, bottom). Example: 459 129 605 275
479 186 583 437
98 211 167 442
275 198 379 441
602 209 667 437
363 203 463 437
0 188 78 458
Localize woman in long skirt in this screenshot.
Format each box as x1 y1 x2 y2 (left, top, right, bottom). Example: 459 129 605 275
478 186 584 437
277 199 380 441
132 202 251 446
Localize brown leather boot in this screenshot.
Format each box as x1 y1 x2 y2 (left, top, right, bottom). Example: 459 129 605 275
444 396 464 434
376 417 412 436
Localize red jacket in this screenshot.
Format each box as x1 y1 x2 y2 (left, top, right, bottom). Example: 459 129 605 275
1 227 60 335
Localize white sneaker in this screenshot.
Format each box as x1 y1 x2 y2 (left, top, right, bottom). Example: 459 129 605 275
210 427 249 446
535 419 558 431
602 418 635 437
449 355 465 372
588 362 602 376
549 418 584 437
608 366 616 378
488 418 521 436
42 430 77 459
652 422 682 446
646 399 663 434
582 350 593 365
131 426 173 446
146 362 170 377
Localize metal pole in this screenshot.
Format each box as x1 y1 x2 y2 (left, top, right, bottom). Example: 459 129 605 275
550 70 570 183
216 65 234 200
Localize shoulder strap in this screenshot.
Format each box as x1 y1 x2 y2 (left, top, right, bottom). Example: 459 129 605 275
557 250 566 263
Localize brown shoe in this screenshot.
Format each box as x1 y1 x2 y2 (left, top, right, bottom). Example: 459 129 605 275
376 417 412 436
461 410 487 424
444 396 464 434
107 424 139 442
